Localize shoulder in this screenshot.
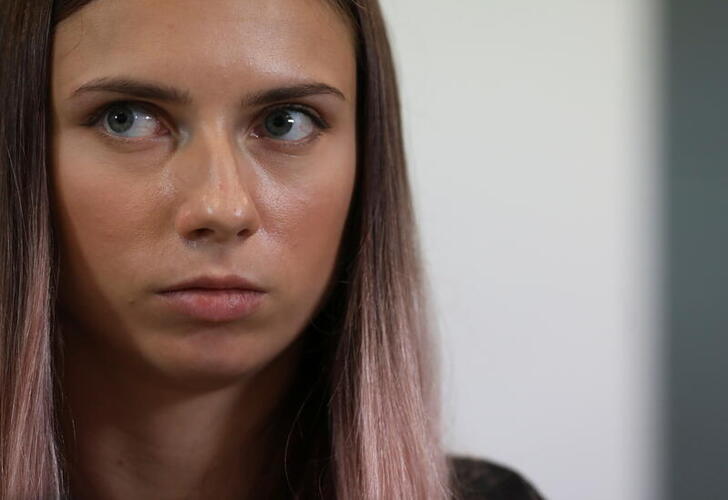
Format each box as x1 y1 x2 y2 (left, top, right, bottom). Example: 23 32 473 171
447 454 546 500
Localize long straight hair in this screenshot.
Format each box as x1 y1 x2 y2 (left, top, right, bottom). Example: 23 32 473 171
0 1 455 498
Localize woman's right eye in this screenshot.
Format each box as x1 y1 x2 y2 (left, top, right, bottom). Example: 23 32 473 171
94 102 168 140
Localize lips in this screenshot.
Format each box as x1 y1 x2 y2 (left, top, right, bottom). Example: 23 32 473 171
157 289 264 322
159 274 264 293
156 275 266 322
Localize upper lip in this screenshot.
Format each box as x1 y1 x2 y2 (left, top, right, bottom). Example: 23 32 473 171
158 275 265 293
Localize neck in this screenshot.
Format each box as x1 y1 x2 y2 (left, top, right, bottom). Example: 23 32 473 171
59 323 302 500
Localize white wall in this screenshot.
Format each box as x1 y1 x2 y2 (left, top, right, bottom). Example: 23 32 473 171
378 1 662 499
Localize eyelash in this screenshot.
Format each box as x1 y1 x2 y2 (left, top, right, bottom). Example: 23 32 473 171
81 100 330 146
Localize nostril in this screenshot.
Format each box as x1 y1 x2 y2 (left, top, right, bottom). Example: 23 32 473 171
191 228 214 239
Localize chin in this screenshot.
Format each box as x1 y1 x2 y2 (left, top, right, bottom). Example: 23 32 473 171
131 322 302 392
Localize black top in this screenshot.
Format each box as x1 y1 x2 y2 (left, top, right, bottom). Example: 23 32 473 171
448 455 546 500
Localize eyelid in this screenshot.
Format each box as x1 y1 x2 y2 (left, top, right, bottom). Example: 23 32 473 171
84 100 157 127
259 103 330 130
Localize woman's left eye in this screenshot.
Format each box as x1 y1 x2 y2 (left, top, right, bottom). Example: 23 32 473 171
256 107 323 142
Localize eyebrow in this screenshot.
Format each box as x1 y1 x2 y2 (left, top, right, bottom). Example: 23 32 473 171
69 77 346 106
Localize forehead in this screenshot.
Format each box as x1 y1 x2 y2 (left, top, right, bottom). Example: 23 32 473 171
52 0 355 101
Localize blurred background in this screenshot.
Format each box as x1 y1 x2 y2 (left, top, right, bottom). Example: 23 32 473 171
381 0 728 499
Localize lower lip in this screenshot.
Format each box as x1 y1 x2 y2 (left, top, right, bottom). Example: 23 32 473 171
156 289 265 322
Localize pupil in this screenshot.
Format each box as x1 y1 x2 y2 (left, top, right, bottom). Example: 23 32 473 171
108 105 134 133
265 111 294 136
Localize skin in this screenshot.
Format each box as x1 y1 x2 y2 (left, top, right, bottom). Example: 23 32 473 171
49 0 356 498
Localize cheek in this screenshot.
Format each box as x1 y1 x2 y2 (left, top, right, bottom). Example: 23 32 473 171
260 149 356 312
51 132 164 306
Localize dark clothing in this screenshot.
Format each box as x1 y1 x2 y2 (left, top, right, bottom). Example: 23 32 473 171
449 455 546 500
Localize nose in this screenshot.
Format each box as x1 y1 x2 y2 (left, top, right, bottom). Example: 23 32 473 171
173 126 261 245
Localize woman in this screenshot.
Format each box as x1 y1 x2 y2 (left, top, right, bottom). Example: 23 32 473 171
0 0 545 498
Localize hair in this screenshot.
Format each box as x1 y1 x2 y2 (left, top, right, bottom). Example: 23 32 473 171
0 0 455 498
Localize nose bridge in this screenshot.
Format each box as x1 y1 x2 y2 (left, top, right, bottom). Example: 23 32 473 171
198 124 246 197
174 122 260 242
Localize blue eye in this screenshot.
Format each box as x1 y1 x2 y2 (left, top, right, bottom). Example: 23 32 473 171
100 102 161 138
262 107 319 141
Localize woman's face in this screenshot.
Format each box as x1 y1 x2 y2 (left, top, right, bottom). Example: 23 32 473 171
50 0 356 387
